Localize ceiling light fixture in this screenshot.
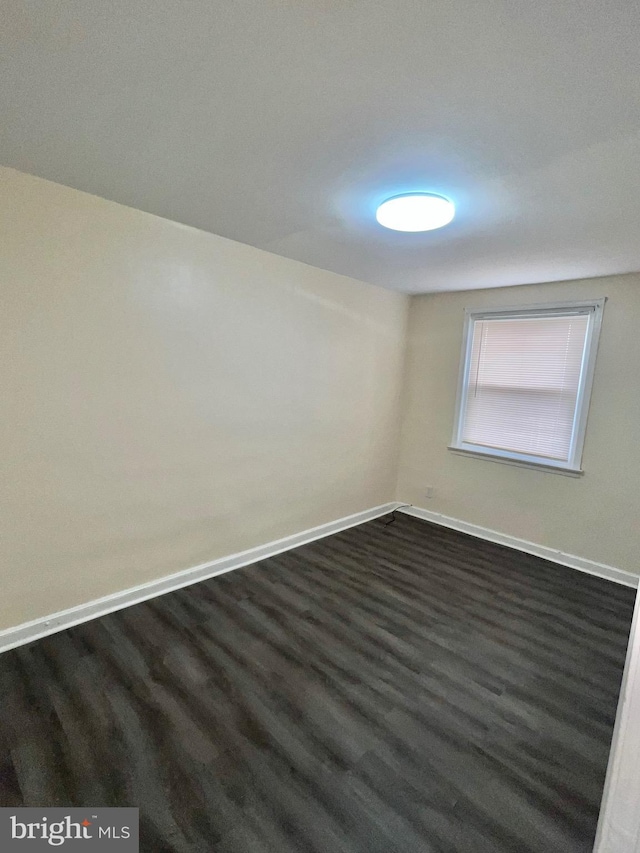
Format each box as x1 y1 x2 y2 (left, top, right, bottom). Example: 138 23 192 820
375 193 455 232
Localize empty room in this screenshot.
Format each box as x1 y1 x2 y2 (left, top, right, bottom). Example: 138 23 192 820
1 2 639 852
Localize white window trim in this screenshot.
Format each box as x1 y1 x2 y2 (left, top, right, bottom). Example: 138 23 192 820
449 298 606 475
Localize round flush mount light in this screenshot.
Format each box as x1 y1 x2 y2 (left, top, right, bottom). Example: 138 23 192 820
375 193 455 232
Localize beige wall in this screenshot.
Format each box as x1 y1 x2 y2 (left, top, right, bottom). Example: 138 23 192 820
3 164 638 634
0 167 408 630
396 275 640 575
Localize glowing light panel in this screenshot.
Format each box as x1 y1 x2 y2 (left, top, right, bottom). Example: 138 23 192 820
376 193 455 232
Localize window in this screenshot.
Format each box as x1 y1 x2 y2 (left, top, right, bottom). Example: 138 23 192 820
450 300 605 473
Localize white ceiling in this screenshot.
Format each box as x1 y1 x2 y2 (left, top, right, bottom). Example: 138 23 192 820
2 0 640 292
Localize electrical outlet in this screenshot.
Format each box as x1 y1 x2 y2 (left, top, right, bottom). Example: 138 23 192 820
425 486 435 499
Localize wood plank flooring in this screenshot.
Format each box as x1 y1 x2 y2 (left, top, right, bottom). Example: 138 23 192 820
0 514 634 852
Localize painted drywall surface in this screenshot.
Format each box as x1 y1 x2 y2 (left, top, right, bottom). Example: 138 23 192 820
396 275 640 575
0 167 408 630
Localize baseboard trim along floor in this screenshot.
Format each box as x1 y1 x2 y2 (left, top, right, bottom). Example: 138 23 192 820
1 510 632 851
2 499 636 655
398 504 639 589
0 501 403 655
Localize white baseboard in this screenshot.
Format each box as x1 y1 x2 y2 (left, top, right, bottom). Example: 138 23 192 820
0 501 403 655
398 504 639 588
3 499 633 656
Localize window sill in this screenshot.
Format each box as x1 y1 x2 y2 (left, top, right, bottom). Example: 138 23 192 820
447 446 584 477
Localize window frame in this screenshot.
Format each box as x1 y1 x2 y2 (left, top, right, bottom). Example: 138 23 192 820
449 298 606 475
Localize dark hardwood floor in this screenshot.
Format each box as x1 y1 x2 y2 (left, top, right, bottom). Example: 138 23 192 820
0 514 634 852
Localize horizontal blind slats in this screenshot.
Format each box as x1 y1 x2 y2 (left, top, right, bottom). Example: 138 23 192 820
461 314 589 462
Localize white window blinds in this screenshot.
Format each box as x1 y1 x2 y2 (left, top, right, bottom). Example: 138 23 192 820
460 312 591 463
